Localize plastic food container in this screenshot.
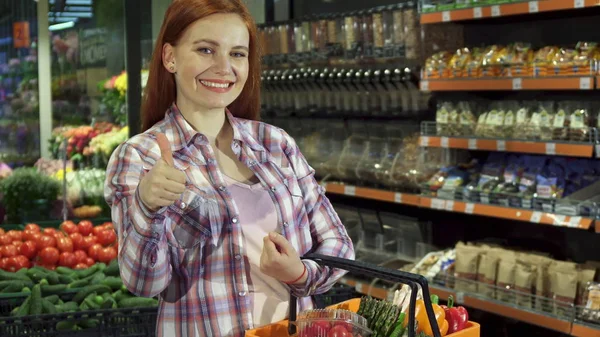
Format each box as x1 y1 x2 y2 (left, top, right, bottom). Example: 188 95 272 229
294 308 372 337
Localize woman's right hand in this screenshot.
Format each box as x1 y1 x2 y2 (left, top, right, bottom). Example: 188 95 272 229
138 134 187 212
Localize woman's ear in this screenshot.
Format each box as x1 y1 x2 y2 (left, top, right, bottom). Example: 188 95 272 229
162 43 177 73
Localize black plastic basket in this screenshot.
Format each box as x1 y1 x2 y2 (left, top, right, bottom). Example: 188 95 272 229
0 307 158 337
312 283 359 309
0 289 81 317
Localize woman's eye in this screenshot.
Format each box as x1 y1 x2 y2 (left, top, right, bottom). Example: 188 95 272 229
231 52 247 58
197 48 213 54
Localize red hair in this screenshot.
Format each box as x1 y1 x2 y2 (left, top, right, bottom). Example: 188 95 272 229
141 0 261 132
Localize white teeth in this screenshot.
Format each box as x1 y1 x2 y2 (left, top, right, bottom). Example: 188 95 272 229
200 80 230 88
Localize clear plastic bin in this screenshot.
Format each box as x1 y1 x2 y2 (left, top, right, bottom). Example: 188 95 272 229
294 308 372 337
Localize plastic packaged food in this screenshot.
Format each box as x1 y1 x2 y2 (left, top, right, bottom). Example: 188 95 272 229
552 101 570 141
344 12 358 51
570 102 591 141
362 10 374 53
502 101 518 139
372 8 384 49
403 6 419 60
436 101 452 136
527 101 554 141
515 102 532 139
337 126 369 181
449 48 472 77
279 24 290 55
459 101 477 136
536 158 566 200
581 282 600 323
356 135 388 185
391 4 404 47
294 308 372 337
519 155 548 208
294 21 305 53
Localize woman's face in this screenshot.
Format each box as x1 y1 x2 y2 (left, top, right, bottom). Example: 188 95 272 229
164 13 250 112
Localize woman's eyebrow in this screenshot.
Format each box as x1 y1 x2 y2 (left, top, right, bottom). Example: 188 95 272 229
192 38 249 52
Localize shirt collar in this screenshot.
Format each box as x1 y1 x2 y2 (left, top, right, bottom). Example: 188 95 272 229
165 103 264 152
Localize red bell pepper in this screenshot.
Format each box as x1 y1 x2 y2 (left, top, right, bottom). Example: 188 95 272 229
440 295 469 334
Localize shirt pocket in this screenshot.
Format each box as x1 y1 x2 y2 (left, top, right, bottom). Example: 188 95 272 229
278 166 309 229
167 186 217 249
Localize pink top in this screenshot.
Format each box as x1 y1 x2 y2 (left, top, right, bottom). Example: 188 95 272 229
222 174 290 327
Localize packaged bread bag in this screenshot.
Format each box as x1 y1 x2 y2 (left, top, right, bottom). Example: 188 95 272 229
496 250 517 303
514 254 538 309
477 247 502 298
577 263 597 306
531 255 554 312
549 261 578 317
454 242 481 293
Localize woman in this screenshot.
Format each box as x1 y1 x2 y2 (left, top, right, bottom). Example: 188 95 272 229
104 0 354 336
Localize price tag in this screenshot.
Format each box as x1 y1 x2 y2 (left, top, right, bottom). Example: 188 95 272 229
445 200 455 211
512 78 522 90
356 283 363 293
432 198 445 210
491 5 501 17
574 0 584 7
528 1 539 13
496 140 506 151
394 193 403 204
344 185 356 196
441 137 450 148
530 211 542 223
421 80 429 91
569 216 582 228
545 143 556 155
553 215 567 226
420 136 430 147
456 292 465 304
442 11 451 22
580 77 591 89
465 203 475 214
473 7 483 18
468 138 478 150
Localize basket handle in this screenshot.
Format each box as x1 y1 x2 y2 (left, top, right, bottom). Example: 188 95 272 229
287 253 442 337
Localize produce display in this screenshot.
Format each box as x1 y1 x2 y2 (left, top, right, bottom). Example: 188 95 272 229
422 152 600 215
0 221 117 272
435 100 598 141
423 42 599 79
48 122 120 164
412 242 600 324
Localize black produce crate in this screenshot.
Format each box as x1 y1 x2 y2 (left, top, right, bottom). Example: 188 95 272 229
0 289 81 317
0 307 158 337
313 283 359 309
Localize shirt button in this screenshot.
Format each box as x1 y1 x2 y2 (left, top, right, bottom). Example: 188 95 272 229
180 202 186 209
271 186 276 192
239 291 246 297
283 222 289 227
235 254 241 260
219 186 226 191
232 217 239 224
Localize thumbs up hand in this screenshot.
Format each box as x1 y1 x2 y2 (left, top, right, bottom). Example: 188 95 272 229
138 133 187 212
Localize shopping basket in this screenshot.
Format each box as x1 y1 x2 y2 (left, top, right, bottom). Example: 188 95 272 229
245 253 480 337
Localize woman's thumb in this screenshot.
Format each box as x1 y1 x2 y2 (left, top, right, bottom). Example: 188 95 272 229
156 133 174 167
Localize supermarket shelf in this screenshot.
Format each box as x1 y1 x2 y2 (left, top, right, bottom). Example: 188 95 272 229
419 136 595 157
338 277 598 336
420 0 600 24
419 76 594 91
323 183 595 230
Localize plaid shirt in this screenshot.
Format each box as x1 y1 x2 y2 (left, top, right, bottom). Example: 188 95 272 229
104 104 354 337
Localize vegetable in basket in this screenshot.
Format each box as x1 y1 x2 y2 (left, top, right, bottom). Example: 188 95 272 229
403 295 448 337
440 295 469 334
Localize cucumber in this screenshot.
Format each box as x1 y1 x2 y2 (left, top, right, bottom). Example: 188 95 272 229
56 266 75 276
56 320 77 331
60 301 78 312
101 296 117 309
43 294 60 305
90 271 106 284
46 271 60 285
29 284 43 316
27 268 50 283
75 264 99 279
41 298 57 314
41 284 68 296
113 290 133 302
0 269 32 282
68 278 91 289
79 319 100 329
58 274 74 284
104 259 120 276
0 281 32 293
73 284 112 304
84 297 101 310
16 268 29 276
14 296 31 316
102 276 124 291
96 263 107 272
118 297 159 308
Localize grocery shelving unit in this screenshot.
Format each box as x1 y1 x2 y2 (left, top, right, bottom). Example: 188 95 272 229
420 76 596 91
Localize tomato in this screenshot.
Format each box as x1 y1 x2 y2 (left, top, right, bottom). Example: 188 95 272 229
102 223 114 231
7 230 23 242
300 321 330 337
43 228 57 236
0 235 11 246
56 237 74 253
80 235 98 250
69 233 83 251
74 263 88 270
327 325 350 337
97 229 117 246
11 241 23 248
74 250 88 264
8 255 31 271
98 246 117 263
20 240 37 259
77 221 93 236
0 228 4 235
88 243 103 261
38 263 56 271
60 221 79 234
22 230 36 242
92 226 104 237
58 252 77 268
36 235 57 250
85 257 95 267
25 223 40 232
53 231 66 240
1 245 18 258
39 247 60 265
0 257 8 270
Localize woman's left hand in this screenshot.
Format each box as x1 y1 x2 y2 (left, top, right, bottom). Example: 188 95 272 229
260 232 308 285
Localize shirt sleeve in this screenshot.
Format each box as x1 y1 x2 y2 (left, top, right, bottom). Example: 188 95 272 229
282 132 355 298
104 140 174 298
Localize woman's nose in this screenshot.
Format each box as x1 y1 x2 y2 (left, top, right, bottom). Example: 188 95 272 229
212 54 232 75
